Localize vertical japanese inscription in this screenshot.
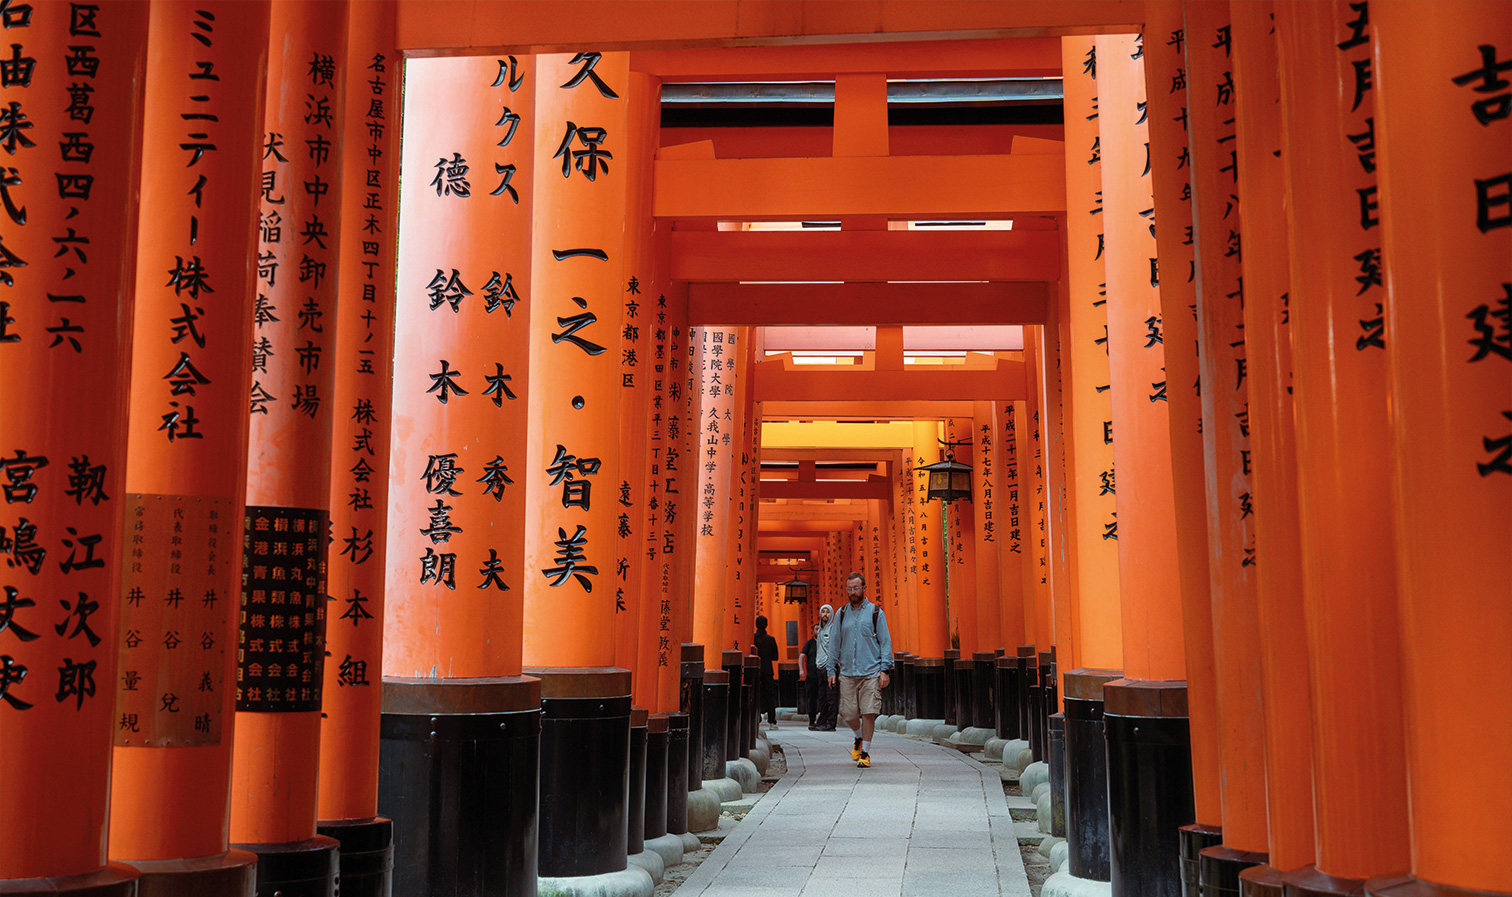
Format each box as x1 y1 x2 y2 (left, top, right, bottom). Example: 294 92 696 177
237 505 328 711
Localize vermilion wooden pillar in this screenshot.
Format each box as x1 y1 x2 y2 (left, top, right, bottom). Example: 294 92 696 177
1230 3 1317 893
1036 303 1076 674
381 51 539 895
1370 4 1511 895
691 325 736 655
0 3 148 893
521 49 642 885
108 3 265 894
990 399 1025 650
1275 2 1411 890
1061 36 1123 676
945 417 979 656
232 3 347 892
618 71 660 707
910 421 947 661
893 450 917 654
315 6 398 893
1182 2 1271 889
1097 33 1195 897
721 329 755 654
971 401 1003 653
1143 6 1225 879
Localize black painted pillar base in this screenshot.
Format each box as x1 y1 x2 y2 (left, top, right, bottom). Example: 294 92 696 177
953 657 974 729
1041 650 1058 760
721 650 745 762
943 649 961 726
627 708 649 858
1282 865 1369 897
680 644 705 792
1179 825 1224 897
1105 679 1195 897
1363 874 1506 897
996 656 1022 740
1200 846 1268 897
1239 864 1285 897
700 670 730 782
379 676 539 897
315 817 392 897
1064 669 1122 882
528 667 633 879
1047 712 1067 838
645 714 669 841
971 652 996 730
125 851 257 897
914 658 946 719
1016 646 1036 743
900 655 917 719
778 663 799 710
664 713 690 835
231 838 339 897
0 865 140 897
743 655 759 751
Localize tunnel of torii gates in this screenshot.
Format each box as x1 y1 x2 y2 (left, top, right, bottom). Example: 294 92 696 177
0 1 1507 897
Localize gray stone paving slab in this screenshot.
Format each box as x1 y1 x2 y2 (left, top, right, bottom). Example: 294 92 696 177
672 724 1031 897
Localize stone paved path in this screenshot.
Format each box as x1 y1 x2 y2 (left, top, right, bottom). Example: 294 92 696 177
674 724 1031 897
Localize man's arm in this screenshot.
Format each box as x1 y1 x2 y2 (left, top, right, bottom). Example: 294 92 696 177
876 607 894 669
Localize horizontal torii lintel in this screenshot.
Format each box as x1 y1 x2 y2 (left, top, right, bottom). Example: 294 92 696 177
654 153 1065 219
760 478 891 501
762 400 978 420
755 360 1027 403
669 229 1059 283
688 281 1048 326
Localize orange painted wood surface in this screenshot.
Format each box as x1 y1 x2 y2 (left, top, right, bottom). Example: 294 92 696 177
521 52 632 669
1229 0 1316 871
1061 36 1122 672
1375 2 1511 889
1276 0 1410 880
385 53 533 680
910 422 948 657
0 1 149 878
1182 0 1268 852
111 0 268 863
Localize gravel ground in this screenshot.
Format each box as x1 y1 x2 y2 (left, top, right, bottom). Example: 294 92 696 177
654 745 788 896
1005 775 1051 896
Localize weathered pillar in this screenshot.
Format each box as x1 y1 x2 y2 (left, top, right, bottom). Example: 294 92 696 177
1367 4 1511 896
1142 4 1225 889
1229 4 1317 894
109 2 267 894
1275 2 1412 890
381 51 539 897
691 326 733 655
988 400 1024 652
315 4 398 894
1179 3 1272 893
945 418 979 657
0 3 149 894
232 3 348 892
520 49 643 893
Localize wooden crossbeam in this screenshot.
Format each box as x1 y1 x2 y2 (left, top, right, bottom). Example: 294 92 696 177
688 281 1048 326
669 229 1060 282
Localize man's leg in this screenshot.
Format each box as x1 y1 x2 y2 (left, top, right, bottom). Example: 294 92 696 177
805 677 819 728
823 676 839 729
838 676 863 757
856 676 883 766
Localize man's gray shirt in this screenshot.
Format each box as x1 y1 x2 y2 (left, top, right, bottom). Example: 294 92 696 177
827 600 894 678
815 621 834 670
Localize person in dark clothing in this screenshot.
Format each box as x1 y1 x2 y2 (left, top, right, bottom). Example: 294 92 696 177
801 623 820 729
753 615 780 727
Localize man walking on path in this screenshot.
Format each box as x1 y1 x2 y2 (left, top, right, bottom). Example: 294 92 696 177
801 623 821 729
826 572 894 768
753 615 779 727
813 603 837 731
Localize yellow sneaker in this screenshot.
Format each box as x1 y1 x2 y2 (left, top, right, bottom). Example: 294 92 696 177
857 752 871 768
851 738 863 761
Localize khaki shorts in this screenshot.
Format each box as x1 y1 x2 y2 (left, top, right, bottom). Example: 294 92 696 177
838 674 883 727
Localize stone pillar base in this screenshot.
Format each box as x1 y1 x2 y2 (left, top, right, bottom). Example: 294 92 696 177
230 837 339 897
538 866 653 897
1043 871 1114 897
